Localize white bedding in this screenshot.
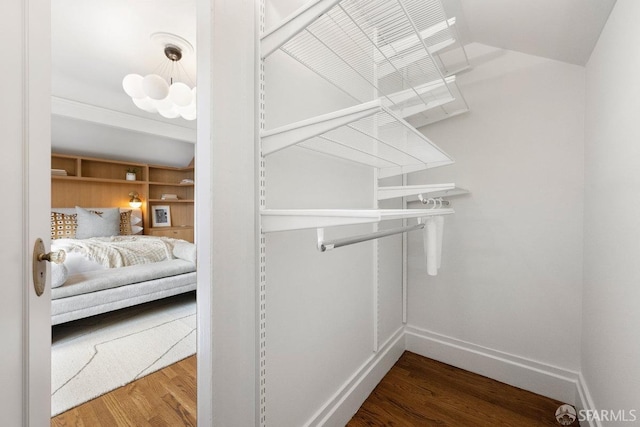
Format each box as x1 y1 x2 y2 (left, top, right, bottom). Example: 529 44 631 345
51 235 196 277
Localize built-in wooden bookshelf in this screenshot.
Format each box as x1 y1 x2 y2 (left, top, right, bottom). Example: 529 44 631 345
147 164 195 241
51 153 194 242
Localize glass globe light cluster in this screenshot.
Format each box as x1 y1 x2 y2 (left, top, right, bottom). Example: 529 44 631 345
122 45 196 121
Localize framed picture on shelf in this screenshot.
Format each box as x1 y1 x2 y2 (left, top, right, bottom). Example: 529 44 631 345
151 205 171 227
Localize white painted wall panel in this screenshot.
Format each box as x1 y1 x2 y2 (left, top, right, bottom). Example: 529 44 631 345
377 176 405 346
407 43 584 374
0 1 29 422
583 0 640 415
265 147 378 426
52 116 195 167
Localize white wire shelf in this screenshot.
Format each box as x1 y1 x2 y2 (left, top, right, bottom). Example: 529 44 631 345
384 75 467 126
261 99 454 178
404 87 469 129
377 183 454 200
426 186 468 198
406 186 469 203
261 0 468 120
261 208 454 233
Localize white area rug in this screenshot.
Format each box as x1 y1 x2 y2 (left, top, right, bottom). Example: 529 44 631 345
51 293 196 416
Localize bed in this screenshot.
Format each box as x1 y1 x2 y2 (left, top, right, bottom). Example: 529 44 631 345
50 207 196 325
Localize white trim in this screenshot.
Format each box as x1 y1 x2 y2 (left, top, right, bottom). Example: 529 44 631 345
195 0 213 425
304 327 405 427
404 325 580 405
575 372 601 427
51 97 197 143
24 0 53 422
261 324 601 426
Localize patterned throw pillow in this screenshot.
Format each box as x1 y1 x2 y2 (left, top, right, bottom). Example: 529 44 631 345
120 210 133 235
51 212 77 240
51 209 135 239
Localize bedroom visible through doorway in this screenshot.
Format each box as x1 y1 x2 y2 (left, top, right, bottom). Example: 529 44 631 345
50 0 198 421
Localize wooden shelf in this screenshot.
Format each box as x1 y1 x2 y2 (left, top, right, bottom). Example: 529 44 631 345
52 153 195 242
147 226 194 242
149 226 194 231
52 175 148 185
261 208 454 233
148 199 194 203
148 164 195 241
261 100 453 178
148 181 194 187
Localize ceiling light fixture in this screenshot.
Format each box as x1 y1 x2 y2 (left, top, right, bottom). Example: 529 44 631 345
122 33 196 121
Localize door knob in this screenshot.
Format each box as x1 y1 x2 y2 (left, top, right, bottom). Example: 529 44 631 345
38 249 66 264
33 238 66 297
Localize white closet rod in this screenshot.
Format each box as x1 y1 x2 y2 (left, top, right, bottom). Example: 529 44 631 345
317 222 425 252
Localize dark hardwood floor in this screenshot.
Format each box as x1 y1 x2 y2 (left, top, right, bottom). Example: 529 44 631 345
51 355 196 427
348 351 577 426
52 350 575 426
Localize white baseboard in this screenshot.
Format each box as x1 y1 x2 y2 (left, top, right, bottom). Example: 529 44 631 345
404 325 580 405
305 327 405 427
574 372 601 427
303 325 600 426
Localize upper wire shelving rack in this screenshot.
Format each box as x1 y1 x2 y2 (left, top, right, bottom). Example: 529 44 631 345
261 0 469 126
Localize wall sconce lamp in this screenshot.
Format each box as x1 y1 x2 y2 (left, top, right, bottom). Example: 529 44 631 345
129 192 142 208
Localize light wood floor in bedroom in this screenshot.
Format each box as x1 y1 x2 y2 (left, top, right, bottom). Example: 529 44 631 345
52 351 575 426
51 355 196 427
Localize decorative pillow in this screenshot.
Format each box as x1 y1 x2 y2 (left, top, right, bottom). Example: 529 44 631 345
172 241 196 263
51 212 77 240
131 225 144 235
75 207 121 238
51 263 68 288
130 214 143 225
119 210 133 235
92 210 133 235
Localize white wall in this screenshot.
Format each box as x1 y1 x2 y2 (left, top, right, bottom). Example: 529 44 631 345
583 0 640 419
52 116 195 167
405 43 585 400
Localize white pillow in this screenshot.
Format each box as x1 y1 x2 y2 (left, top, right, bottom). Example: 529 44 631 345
51 263 68 288
173 241 196 263
75 207 120 238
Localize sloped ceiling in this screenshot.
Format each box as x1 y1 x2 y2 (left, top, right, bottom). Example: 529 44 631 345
52 0 616 164
446 0 616 66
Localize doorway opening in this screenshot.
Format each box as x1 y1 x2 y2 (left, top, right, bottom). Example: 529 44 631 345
49 0 198 422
